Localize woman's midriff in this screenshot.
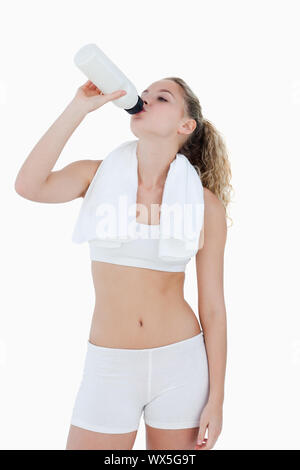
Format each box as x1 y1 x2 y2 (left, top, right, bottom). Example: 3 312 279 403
88 261 202 349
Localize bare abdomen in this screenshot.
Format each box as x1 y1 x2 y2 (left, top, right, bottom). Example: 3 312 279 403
88 261 201 349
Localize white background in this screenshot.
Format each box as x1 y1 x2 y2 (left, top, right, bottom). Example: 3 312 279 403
1 0 299 450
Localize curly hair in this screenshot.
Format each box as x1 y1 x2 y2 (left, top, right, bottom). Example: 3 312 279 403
163 76 234 226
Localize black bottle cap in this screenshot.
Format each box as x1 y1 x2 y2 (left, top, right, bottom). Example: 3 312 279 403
124 96 144 115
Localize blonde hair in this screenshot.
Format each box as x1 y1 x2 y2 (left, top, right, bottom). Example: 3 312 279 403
163 76 234 226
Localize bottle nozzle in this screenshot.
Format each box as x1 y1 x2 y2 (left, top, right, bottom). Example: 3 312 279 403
124 96 144 115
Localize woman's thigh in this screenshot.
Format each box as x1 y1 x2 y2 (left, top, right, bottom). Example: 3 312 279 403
66 424 138 450
145 424 199 450
143 332 209 430
68 341 148 443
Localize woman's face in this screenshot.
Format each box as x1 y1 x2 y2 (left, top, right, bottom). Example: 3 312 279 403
130 80 187 139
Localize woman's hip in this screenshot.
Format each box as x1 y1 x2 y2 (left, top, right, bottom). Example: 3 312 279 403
82 331 208 389
70 332 209 434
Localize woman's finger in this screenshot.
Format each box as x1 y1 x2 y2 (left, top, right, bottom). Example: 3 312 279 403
195 437 208 446
197 421 208 445
204 429 218 450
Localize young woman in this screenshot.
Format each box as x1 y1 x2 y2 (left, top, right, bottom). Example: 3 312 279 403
15 77 232 451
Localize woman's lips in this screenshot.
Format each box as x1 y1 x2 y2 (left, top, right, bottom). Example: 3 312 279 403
134 109 146 117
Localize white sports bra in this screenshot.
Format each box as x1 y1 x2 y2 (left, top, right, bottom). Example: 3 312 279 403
89 221 192 272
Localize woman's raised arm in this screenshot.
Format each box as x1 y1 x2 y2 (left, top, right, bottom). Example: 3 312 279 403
14 80 126 203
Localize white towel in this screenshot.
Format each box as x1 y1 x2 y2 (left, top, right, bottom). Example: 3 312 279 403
72 139 204 261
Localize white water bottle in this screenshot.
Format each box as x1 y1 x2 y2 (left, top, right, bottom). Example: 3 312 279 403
73 43 144 115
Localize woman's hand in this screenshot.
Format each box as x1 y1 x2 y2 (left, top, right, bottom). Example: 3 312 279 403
71 79 127 114
194 401 223 450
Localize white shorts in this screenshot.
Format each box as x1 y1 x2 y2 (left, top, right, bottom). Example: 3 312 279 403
70 332 209 434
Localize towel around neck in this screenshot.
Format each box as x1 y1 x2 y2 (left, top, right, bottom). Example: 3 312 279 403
72 139 204 261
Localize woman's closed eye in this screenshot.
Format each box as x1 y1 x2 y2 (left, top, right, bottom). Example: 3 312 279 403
158 96 168 102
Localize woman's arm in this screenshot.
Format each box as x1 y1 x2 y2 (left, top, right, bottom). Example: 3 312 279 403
14 100 88 201
195 187 228 449
14 81 126 203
